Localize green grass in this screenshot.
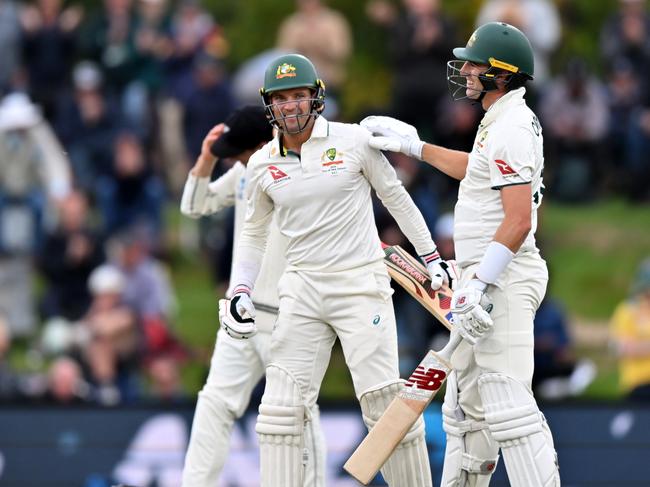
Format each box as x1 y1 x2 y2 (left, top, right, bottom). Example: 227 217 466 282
541 200 650 319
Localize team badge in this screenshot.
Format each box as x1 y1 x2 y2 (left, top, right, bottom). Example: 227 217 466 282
320 148 345 175
276 63 296 79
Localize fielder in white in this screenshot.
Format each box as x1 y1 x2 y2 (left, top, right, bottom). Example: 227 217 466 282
362 22 561 487
179 105 326 486
221 53 456 487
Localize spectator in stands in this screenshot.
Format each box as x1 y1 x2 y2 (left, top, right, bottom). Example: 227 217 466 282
367 0 457 138
55 61 120 190
76 264 141 405
533 297 596 400
144 353 186 402
179 51 233 160
107 226 181 362
0 92 72 337
38 189 105 321
0 0 21 95
19 0 83 118
610 258 650 401
434 211 454 261
476 0 560 85
43 355 90 404
277 0 352 117
540 58 610 201
601 0 650 82
95 131 165 239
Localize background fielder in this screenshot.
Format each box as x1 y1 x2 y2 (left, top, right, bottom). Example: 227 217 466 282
221 53 455 487
179 106 325 487
362 22 561 487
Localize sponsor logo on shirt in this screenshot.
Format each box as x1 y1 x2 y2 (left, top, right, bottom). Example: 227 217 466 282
494 159 517 177
268 165 290 183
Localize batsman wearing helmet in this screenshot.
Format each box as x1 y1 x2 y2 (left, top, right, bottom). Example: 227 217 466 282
362 22 560 486
222 53 459 486
179 106 326 486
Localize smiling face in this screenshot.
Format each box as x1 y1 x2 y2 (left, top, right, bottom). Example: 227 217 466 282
268 87 317 135
460 61 489 100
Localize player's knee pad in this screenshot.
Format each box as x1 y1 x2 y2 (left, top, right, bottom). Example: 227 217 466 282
360 382 433 487
256 364 305 487
303 404 326 487
478 373 560 487
440 373 499 487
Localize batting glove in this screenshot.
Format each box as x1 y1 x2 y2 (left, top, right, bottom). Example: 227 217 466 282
360 115 425 159
219 286 257 339
451 279 494 346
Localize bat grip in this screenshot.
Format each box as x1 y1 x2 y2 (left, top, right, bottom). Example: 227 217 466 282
436 331 463 362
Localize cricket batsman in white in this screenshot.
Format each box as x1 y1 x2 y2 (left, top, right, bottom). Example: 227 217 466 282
362 22 561 487
179 105 326 486
221 53 458 486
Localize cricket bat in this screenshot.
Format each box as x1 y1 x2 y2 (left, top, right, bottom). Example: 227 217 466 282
343 244 461 485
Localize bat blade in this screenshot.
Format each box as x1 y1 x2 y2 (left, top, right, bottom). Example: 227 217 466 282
382 243 453 330
343 348 453 484
343 243 457 484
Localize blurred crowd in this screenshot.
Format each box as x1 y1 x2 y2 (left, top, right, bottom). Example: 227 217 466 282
0 0 647 405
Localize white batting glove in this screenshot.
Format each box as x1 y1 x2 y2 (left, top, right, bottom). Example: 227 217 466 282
360 115 425 159
218 287 257 339
451 280 494 346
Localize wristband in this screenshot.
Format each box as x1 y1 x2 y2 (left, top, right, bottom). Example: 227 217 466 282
409 139 425 160
476 241 514 284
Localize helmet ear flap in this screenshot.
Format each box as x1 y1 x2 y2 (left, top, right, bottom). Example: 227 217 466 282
313 78 326 113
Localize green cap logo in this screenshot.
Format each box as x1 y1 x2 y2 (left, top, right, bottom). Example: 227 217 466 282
326 148 337 161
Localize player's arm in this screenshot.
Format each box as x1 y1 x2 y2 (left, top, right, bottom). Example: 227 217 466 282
493 183 533 253
180 124 238 217
361 141 454 289
219 161 274 339
360 115 469 180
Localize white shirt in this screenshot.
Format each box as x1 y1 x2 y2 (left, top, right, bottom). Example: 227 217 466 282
180 161 287 322
232 116 436 287
454 88 544 267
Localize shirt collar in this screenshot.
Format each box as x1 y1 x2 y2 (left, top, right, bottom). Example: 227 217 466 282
480 87 526 128
269 116 330 157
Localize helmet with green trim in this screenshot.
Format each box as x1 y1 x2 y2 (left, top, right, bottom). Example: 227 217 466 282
447 22 534 102
260 53 326 134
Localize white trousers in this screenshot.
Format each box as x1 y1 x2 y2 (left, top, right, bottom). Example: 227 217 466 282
181 312 271 486
450 253 548 422
270 261 401 404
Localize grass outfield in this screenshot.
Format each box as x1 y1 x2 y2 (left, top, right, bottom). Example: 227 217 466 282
170 200 650 400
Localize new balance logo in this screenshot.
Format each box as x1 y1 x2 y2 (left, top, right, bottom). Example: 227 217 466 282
494 159 517 176
405 366 447 391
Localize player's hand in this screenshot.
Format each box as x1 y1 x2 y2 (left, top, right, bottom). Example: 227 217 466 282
451 280 494 345
425 257 459 290
218 288 257 339
360 115 425 159
201 123 227 161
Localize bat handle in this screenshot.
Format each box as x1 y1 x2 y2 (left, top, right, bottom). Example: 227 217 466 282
436 331 463 362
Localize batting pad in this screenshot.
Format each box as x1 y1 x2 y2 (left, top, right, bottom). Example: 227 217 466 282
360 382 433 487
256 365 305 487
478 373 560 487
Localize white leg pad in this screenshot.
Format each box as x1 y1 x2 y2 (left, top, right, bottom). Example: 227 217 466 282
360 382 433 487
478 373 560 487
440 371 499 487
303 404 326 487
182 392 235 487
256 364 306 487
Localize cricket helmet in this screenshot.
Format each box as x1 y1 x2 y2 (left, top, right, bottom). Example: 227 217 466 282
260 53 325 133
447 22 534 101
